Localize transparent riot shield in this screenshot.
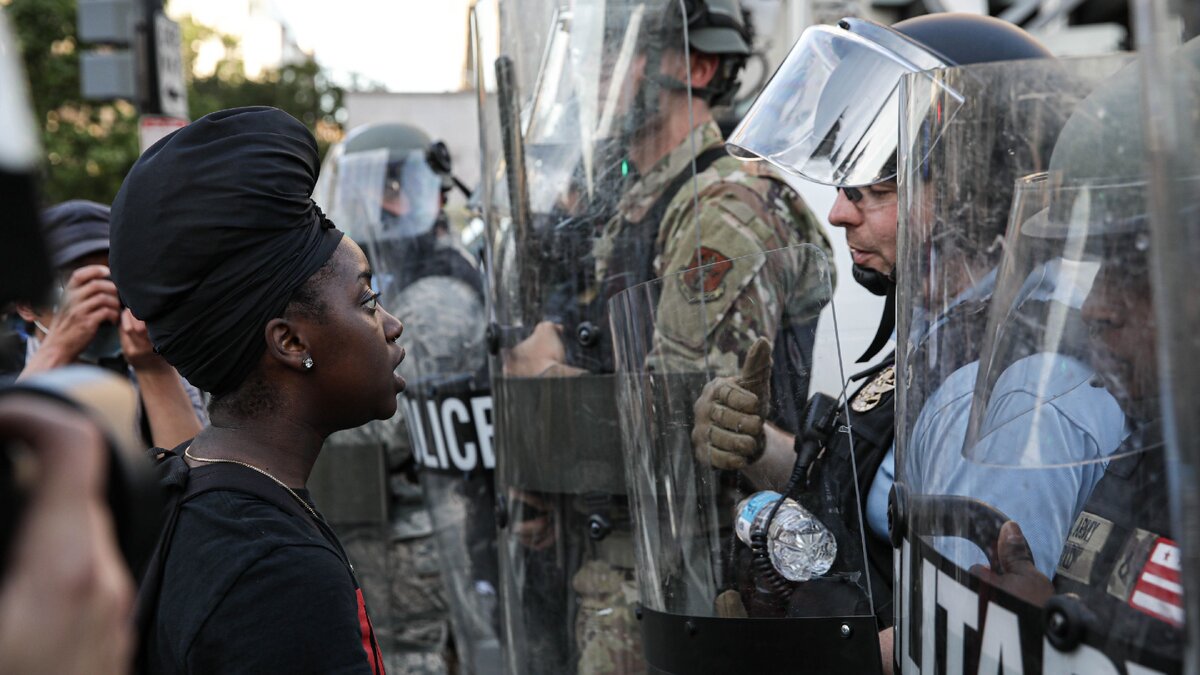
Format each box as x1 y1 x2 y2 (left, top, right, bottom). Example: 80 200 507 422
1137 4 1200 670
481 2 705 673
388 252 501 675
312 121 493 670
890 53 1189 673
611 244 882 674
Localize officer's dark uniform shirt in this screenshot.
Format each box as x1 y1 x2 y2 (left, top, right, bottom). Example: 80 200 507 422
792 352 896 627
146 487 386 674
1052 422 1182 667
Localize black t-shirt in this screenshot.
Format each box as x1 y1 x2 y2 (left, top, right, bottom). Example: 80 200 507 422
145 486 386 674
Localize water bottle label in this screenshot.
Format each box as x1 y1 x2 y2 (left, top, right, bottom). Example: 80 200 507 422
736 491 781 544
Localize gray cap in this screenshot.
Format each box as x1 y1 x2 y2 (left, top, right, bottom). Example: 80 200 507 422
41 200 110 268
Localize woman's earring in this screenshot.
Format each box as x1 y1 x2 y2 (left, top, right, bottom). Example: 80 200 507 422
303 356 314 370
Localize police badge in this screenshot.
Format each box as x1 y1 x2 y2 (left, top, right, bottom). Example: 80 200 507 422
851 365 895 412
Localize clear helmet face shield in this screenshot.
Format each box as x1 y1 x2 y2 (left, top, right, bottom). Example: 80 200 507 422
964 173 1165 469
887 54 1188 674
610 245 883 674
316 146 442 242
726 19 962 187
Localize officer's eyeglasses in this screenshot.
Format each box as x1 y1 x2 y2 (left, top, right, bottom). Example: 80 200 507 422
838 186 897 209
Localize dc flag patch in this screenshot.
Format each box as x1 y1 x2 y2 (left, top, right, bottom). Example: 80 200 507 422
1129 538 1184 627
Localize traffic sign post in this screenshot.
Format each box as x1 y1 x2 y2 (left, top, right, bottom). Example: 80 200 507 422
153 12 187 119
77 0 188 122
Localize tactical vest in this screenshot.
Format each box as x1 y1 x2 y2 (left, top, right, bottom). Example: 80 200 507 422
1052 423 1181 667
800 353 897 627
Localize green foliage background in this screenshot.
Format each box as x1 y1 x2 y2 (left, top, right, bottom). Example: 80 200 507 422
4 0 344 206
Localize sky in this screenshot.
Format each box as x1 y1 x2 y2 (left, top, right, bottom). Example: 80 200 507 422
168 0 499 92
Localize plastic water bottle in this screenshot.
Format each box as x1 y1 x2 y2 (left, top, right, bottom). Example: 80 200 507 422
735 491 836 582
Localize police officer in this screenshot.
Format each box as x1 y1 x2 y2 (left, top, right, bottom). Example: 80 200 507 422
704 14 1057 671
965 45 1199 671
313 122 485 674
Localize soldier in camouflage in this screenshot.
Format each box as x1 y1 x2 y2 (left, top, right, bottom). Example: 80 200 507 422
505 2 831 672
594 117 832 376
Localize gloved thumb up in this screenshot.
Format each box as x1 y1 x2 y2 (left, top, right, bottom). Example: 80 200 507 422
691 337 773 470
736 336 772 419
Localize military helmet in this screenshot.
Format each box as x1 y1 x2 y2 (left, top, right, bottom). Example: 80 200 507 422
680 0 752 56
647 0 753 106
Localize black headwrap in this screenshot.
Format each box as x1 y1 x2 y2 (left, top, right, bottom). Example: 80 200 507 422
109 106 343 396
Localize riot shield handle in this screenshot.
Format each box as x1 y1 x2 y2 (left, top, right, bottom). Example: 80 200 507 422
888 484 1010 571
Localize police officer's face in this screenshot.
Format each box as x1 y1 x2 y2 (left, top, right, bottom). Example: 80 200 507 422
828 181 898 275
381 176 410 217
1081 262 1157 411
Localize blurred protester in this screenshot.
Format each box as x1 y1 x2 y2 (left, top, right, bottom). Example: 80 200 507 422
0 392 136 675
8 201 205 448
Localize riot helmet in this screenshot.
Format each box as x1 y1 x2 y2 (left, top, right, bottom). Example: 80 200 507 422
316 122 450 241
726 12 1051 187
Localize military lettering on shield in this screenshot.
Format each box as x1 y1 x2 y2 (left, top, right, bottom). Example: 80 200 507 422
678 246 733 303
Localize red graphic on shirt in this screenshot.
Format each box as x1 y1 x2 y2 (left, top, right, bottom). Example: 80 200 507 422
357 588 387 674
678 247 733 303
1129 538 1184 627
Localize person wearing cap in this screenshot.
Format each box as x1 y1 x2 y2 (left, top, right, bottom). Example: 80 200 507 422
115 106 405 675
11 200 206 449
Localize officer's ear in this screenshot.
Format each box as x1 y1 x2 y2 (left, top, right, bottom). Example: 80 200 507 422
688 51 719 89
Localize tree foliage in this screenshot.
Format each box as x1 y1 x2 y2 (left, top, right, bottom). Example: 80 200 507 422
6 0 344 206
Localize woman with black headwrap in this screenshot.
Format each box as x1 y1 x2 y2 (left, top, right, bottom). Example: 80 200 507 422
111 106 405 674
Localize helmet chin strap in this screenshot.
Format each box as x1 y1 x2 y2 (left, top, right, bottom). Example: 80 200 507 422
852 263 896 363
851 263 891 296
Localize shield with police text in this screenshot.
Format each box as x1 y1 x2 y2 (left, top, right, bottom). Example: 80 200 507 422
890 53 1190 674
611 244 886 674
312 113 501 672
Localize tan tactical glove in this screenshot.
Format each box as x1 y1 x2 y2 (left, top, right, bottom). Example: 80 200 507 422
691 337 772 470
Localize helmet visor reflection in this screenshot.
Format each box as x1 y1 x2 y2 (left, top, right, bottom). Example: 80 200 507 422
727 24 961 187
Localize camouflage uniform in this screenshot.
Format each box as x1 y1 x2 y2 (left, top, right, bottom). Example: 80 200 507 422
576 120 833 671
595 120 833 374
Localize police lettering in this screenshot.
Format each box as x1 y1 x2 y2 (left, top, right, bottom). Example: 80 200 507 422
406 393 495 472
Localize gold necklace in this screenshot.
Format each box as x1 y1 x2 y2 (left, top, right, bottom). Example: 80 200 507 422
184 446 320 522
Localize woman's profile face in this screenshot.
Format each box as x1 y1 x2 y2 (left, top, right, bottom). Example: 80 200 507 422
302 237 406 428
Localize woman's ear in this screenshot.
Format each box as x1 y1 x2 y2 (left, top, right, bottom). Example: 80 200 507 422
264 318 311 372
